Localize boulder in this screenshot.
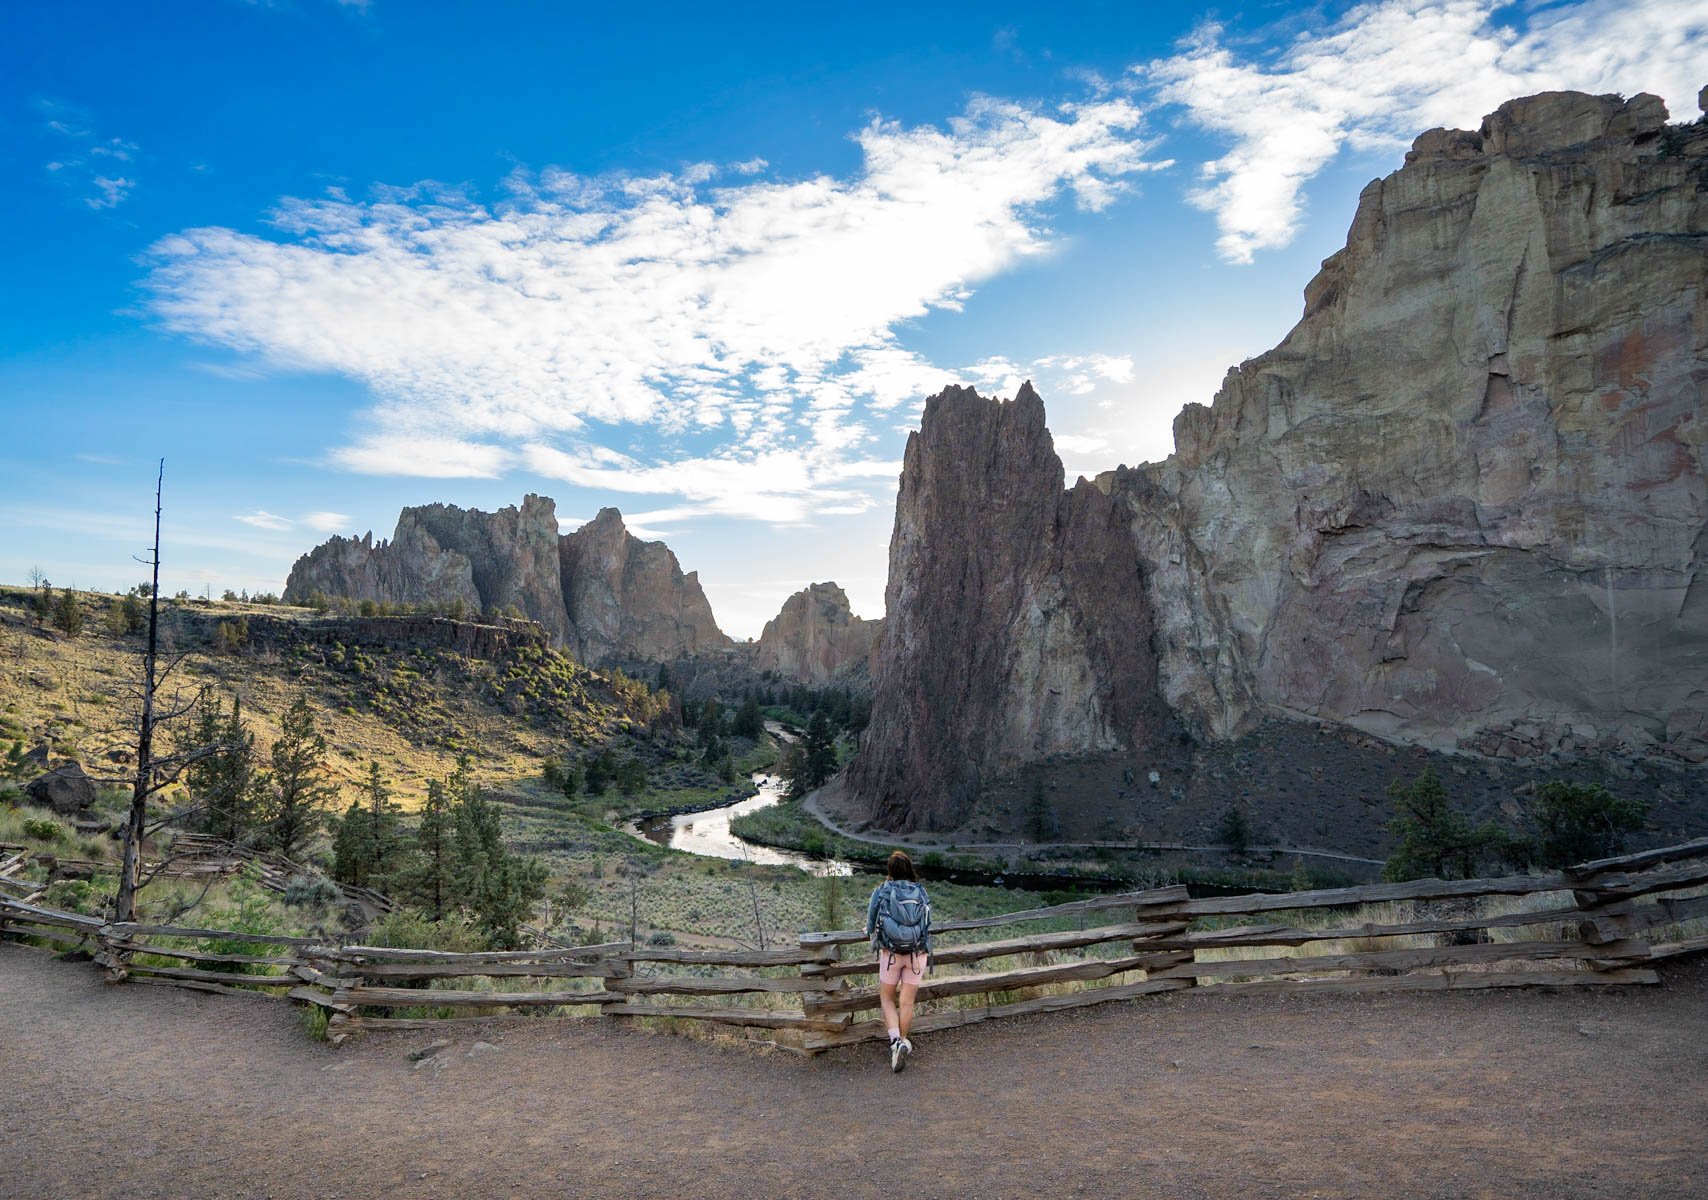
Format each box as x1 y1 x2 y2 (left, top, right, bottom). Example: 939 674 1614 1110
25 761 97 816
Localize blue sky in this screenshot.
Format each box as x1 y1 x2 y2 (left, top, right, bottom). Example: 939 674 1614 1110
3 1 1704 636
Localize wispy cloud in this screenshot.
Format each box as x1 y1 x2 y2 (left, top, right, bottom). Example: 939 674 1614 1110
147 92 1164 514
36 99 141 211
234 510 293 531
1143 0 1708 262
299 511 351 532
231 509 353 534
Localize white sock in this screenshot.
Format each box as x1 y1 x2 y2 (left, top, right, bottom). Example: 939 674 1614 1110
888 1026 900 1042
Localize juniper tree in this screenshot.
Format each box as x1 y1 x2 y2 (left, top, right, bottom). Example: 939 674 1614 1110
263 694 335 861
1381 768 1507 882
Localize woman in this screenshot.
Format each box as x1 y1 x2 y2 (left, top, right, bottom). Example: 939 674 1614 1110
865 850 932 1073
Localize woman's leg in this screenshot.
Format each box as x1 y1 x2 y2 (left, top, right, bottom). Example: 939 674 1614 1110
879 980 900 1039
897 980 919 1041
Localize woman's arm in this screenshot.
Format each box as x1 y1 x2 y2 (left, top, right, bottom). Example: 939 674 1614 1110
865 886 881 938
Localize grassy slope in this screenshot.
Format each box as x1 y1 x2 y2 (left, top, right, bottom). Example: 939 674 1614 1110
0 587 1079 948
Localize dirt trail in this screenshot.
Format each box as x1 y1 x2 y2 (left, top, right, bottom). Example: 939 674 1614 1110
4 943 1706 1200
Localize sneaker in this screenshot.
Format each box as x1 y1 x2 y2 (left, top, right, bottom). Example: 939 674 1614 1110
890 1039 906 1073
901 1038 914 1055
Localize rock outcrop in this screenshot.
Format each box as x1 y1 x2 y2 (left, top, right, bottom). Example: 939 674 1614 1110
846 384 1179 831
559 508 729 665
751 583 881 686
285 498 731 665
847 88 1708 831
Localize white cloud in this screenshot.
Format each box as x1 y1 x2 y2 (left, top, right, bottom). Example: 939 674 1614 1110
234 510 293 531
1145 0 1708 262
147 92 1162 517
299 511 351 532
331 434 512 478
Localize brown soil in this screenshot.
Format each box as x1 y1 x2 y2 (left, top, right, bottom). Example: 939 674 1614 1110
4 943 1706 1200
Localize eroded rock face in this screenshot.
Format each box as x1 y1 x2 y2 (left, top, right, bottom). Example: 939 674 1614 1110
1111 88 1708 763
751 583 880 686
559 508 731 664
845 383 1177 831
847 88 1708 830
285 498 730 665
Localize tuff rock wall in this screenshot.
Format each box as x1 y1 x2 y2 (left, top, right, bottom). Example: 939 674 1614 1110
847 88 1708 831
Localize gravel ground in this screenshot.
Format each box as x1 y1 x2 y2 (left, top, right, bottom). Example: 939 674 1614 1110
3 942 1706 1200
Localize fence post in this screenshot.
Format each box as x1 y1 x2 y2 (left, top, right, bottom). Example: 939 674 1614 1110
798 936 852 1054
1568 883 1653 975
94 921 130 983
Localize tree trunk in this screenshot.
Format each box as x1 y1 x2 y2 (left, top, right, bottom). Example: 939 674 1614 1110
115 461 164 925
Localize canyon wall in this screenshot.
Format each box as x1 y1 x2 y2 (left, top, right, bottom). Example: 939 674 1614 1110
847 88 1708 831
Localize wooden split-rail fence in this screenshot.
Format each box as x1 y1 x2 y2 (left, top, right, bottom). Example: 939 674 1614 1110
3 837 1706 1054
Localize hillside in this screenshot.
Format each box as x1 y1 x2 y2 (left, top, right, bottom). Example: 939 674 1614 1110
0 586 670 810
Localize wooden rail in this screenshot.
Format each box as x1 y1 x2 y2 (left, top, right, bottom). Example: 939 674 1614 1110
3 839 1706 1053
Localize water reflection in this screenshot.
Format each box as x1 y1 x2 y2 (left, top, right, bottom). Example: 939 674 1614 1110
630 769 854 876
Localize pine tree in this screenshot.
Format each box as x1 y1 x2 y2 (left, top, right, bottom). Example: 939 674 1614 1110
697 697 722 745
803 710 837 788
331 800 375 887
51 587 85 637
409 778 455 921
263 694 336 861
1382 768 1507 881
732 694 764 739
1026 776 1056 841
363 760 401 882
182 696 264 844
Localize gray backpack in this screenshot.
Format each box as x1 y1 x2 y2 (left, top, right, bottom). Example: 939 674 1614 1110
873 880 931 954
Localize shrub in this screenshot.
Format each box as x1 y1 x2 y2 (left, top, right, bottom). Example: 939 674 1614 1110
198 868 290 973
366 909 489 953
41 877 108 915
22 816 68 844
282 873 341 909
646 931 677 946
1214 805 1251 855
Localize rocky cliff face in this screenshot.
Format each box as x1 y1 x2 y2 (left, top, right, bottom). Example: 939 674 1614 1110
1115 88 1708 765
285 497 731 665
846 88 1708 832
559 507 730 665
845 384 1179 831
751 582 880 686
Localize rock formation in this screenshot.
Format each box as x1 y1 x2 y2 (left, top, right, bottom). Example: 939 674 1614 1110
848 88 1708 832
559 508 729 665
846 384 1180 830
285 497 731 665
751 583 881 686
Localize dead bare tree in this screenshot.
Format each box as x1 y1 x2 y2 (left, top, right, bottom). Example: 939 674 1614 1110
110 461 223 924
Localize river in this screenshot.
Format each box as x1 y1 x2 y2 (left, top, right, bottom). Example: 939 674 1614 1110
627 724 854 876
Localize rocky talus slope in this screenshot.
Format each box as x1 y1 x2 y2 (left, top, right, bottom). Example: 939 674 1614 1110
286 498 731 666
750 582 880 686
847 88 1708 832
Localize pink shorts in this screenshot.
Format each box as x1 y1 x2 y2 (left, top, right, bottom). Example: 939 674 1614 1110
877 949 927 987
